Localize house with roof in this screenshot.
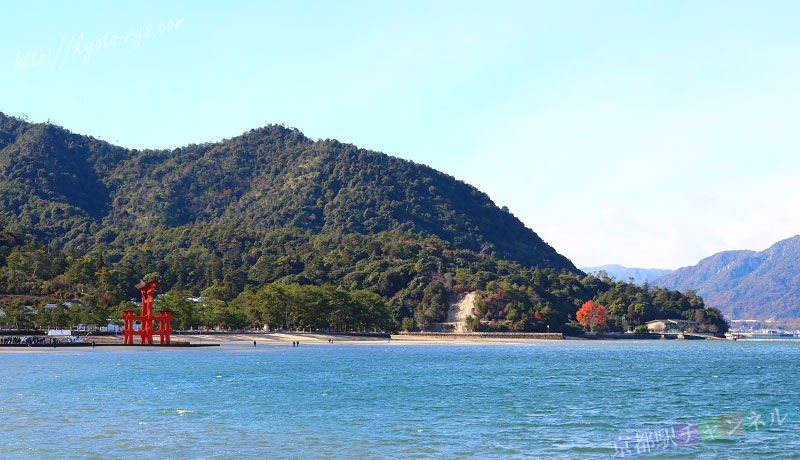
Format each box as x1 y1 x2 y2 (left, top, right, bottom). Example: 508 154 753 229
646 319 699 333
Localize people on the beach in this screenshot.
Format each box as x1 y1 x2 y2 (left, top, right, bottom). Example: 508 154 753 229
1 336 90 346
2 336 50 345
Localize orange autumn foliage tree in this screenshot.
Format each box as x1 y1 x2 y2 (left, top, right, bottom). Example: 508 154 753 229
576 300 608 331
534 310 543 322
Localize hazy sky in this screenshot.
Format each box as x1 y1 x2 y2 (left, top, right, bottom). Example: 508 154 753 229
3 1 799 269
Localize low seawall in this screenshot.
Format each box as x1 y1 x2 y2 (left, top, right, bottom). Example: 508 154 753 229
398 332 564 340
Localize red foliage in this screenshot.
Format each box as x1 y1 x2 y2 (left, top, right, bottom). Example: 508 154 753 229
534 310 543 322
576 300 608 329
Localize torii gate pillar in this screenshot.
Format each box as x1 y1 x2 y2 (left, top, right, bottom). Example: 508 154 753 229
122 280 172 345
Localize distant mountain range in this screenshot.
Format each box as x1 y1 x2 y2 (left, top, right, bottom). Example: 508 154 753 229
579 264 673 285
651 235 800 321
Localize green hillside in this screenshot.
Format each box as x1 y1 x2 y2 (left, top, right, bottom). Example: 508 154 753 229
0 112 726 334
0 113 574 269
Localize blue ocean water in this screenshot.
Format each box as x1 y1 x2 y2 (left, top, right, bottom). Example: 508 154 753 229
1 341 799 459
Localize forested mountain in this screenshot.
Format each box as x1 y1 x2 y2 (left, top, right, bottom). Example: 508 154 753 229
0 112 727 334
580 264 672 285
0 112 572 270
652 236 800 320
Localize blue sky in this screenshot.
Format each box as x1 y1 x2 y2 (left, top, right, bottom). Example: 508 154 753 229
3 1 800 269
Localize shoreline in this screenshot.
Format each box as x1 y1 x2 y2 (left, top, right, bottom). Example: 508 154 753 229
0 332 571 349
176 332 570 346
1 331 795 351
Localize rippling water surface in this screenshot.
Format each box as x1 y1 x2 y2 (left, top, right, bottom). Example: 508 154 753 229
1 341 799 459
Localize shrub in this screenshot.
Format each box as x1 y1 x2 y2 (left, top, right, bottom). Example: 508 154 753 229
464 315 479 332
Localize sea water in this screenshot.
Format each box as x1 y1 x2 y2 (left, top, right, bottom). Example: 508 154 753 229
1 341 799 459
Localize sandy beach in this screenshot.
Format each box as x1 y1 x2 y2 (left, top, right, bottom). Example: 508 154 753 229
2 333 784 351
172 332 569 346
0 332 572 351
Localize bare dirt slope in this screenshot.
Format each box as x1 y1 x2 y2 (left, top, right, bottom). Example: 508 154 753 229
444 291 477 332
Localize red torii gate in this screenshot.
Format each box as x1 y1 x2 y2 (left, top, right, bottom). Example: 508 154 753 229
122 280 173 345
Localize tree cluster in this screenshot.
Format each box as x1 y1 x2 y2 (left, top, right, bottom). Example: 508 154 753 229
0 113 729 335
